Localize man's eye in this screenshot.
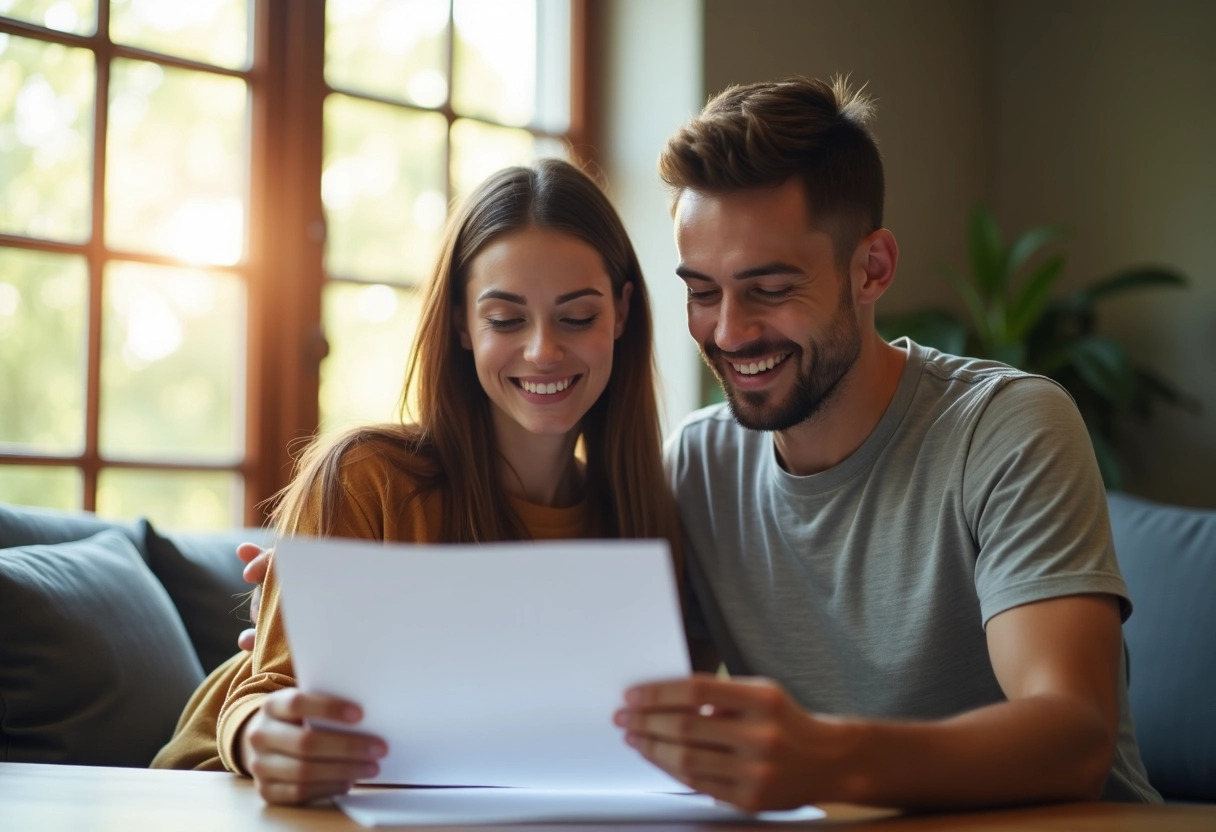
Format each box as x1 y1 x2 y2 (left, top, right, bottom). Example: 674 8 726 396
685 287 717 301
754 287 792 298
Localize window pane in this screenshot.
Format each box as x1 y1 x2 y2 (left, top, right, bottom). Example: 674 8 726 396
0 464 81 509
100 261 245 461
0 34 94 242
0 0 96 35
109 0 250 70
97 467 239 530
323 95 446 284
0 249 87 454
320 281 422 433
452 0 534 126
449 118 567 206
325 0 449 108
106 59 247 265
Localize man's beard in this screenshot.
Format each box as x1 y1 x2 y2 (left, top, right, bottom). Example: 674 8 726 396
702 286 861 432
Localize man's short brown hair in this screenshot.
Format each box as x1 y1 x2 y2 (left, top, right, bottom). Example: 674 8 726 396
659 76 883 269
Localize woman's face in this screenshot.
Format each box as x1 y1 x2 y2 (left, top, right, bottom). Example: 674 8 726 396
458 226 632 441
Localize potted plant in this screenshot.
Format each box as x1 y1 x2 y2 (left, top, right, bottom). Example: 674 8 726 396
878 206 1194 488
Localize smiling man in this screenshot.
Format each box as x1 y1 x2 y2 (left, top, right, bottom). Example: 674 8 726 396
615 77 1160 811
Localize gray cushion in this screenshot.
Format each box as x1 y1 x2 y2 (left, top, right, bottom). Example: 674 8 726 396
143 524 272 674
0 529 204 766
1109 491 1216 802
0 502 142 553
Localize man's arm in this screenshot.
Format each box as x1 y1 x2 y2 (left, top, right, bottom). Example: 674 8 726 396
616 592 1123 812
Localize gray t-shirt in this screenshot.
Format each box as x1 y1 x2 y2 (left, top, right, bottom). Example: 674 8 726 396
666 339 1158 803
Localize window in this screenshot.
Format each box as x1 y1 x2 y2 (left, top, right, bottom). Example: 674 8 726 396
0 0 587 529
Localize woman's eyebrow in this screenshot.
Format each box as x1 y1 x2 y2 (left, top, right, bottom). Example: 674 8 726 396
476 288 605 304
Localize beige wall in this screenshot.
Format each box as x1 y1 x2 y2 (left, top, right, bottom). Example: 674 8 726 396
991 0 1216 506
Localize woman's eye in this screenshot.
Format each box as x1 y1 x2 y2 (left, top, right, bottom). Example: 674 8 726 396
562 315 598 328
485 318 523 330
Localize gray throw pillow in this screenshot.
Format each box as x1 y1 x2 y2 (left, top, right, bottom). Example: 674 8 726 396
0 529 204 766
0 502 142 552
143 523 272 674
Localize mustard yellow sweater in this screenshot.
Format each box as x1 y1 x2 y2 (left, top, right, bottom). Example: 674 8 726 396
151 435 590 772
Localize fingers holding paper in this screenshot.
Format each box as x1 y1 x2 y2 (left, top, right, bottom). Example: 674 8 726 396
615 674 842 813
241 688 388 805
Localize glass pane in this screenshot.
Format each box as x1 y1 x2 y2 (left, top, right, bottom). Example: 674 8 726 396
0 464 81 509
0 35 94 241
100 261 245 461
97 467 239 530
109 0 250 70
323 94 446 284
0 249 87 454
452 0 535 127
320 281 422 433
106 59 248 265
0 0 96 35
449 118 567 206
325 0 449 108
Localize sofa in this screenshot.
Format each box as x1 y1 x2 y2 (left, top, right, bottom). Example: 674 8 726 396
0 502 269 767
1 495 1212 802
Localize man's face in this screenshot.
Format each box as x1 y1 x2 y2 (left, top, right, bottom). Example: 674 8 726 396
674 180 861 432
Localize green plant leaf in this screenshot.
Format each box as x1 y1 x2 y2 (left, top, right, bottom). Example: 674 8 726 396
1004 223 1068 282
942 263 995 348
967 206 1005 299
1087 426 1123 490
1008 254 1066 341
1065 336 1134 405
1075 267 1187 303
876 308 968 355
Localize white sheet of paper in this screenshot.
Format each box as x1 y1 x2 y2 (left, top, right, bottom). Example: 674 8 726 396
335 788 828 827
273 537 691 793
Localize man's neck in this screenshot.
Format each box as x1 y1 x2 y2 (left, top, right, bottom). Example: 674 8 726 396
772 337 907 476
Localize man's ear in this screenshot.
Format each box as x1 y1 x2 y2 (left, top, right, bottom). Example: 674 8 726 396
453 306 472 350
613 282 633 340
852 228 899 305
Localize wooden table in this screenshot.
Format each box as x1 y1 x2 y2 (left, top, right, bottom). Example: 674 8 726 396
3 762 1214 831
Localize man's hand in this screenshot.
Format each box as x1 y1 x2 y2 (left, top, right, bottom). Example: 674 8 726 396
236 542 270 652
240 689 387 805
614 674 845 812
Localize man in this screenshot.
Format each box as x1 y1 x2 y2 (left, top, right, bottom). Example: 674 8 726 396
612 76 1159 810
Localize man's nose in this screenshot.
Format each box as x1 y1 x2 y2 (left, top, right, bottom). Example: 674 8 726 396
524 323 563 366
714 296 762 353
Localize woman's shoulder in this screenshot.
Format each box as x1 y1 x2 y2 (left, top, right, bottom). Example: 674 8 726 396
321 423 440 487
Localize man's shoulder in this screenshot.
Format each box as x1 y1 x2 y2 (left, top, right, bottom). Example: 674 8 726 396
908 342 1072 411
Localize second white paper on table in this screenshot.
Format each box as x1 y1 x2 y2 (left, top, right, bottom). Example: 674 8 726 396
273 536 691 793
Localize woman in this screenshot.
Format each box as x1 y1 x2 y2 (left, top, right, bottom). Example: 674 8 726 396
151 159 679 805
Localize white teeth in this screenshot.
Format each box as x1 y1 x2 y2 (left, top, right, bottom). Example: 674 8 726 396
521 377 573 395
732 353 790 375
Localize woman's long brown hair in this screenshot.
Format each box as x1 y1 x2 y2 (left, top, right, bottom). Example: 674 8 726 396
269 160 679 556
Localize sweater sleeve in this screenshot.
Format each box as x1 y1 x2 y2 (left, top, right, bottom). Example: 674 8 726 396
215 439 413 773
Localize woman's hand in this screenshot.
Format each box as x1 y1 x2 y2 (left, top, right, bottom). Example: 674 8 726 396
240 688 388 805
236 542 269 651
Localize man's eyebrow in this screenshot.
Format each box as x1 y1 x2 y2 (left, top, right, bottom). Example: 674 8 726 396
676 262 805 281
476 288 604 304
